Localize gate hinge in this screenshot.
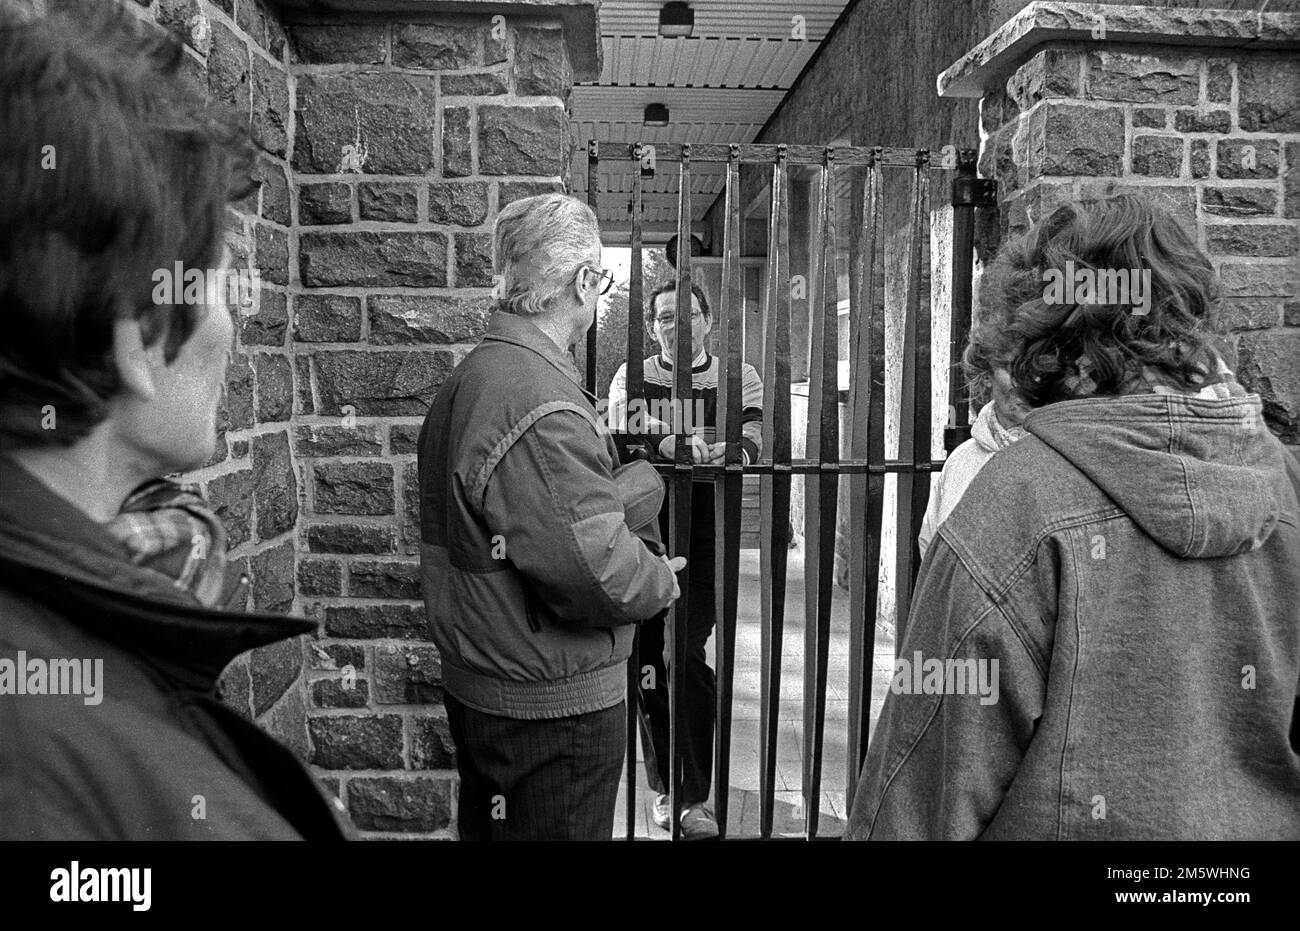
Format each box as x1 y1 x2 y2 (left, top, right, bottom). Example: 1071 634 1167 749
952 176 997 208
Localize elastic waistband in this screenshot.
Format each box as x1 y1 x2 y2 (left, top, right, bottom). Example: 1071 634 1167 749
442 660 626 720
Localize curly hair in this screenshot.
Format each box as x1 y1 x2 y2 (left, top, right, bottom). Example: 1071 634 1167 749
0 1 255 449
964 193 1224 409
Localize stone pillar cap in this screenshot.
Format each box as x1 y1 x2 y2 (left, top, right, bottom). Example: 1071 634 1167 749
266 0 601 80
939 1 1300 98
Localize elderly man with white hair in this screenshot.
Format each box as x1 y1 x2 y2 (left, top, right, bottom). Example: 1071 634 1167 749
417 193 684 841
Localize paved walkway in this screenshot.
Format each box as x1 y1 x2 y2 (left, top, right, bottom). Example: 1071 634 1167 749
613 546 897 840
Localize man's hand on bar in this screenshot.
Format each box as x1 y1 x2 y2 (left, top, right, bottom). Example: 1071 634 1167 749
663 555 687 600
658 434 710 463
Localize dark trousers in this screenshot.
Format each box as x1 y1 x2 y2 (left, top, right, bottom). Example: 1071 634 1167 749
638 488 717 804
445 694 625 841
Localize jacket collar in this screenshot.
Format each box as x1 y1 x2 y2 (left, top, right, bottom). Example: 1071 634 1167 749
483 310 602 406
0 455 314 692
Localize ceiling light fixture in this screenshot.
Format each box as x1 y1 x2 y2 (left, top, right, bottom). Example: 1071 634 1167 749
658 2 694 38
644 103 670 126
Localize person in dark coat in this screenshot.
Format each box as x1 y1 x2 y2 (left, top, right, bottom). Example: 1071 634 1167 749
0 2 351 840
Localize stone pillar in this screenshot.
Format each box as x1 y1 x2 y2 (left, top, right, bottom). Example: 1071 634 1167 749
940 1 1300 451
276 0 596 838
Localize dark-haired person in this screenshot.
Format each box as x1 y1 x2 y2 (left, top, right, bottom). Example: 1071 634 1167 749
0 4 351 840
846 194 1300 840
608 281 764 839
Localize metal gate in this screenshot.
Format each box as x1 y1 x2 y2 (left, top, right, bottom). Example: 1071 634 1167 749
582 141 993 840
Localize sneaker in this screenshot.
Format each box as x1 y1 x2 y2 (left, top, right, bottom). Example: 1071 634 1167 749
680 804 719 840
652 794 671 830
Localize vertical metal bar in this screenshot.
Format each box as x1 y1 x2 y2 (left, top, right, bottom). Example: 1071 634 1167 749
846 150 885 803
945 150 978 455
668 145 694 842
892 152 931 644
801 148 839 840
909 159 934 594
713 144 743 841
584 140 599 394
627 145 647 413
758 147 792 839
623 145 644 841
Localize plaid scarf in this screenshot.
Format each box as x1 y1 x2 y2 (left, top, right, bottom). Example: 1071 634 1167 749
105 478 229 607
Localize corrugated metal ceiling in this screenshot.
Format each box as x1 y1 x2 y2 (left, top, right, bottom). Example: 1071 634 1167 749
571 0 853 236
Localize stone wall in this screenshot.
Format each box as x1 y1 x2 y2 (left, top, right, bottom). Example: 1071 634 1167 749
948 3 1300 450
285 9 573 839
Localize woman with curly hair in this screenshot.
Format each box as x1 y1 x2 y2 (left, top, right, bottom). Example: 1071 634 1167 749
847 193 1300 840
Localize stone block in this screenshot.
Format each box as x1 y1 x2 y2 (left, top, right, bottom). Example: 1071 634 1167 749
373 644 443 704
368 294 492 345
392 21 480 70
477 105 566 175
300 231 447 287
313 461 395 516
255 353 293 422
323 604 429 639
1083 51 1200 105
294 294 363 342
358 182 419 223
294 73 438 175
249 627 301 714
299 183 353 225
512 25 572 100
295 424 382 457
347 776 452 832
241 288 287 347
428 181 489 226
452 232 494 287
306 523 397 555
251 429 298 539
291 23 387 65
297 557 343 596
308 714 403 769
349 561 421 600
1131 135 1183 177
313 349 455 416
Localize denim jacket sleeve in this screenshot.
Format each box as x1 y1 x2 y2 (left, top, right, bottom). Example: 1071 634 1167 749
477 404 678 628
846 533 1048 840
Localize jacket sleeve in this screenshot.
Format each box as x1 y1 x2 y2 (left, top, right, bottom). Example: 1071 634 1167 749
478 405 678 627
844 535 1047 840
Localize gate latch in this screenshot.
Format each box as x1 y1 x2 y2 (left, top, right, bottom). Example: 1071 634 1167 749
952 177 997 208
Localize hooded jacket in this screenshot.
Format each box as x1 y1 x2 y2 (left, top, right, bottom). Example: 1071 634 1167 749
0 456 353 840
847 392 1300 840
919 400 1025 560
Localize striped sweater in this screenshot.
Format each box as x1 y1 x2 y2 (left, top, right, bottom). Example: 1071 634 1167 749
608 353 764 465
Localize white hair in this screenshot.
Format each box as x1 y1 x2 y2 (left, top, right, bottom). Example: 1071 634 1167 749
494 193 600 317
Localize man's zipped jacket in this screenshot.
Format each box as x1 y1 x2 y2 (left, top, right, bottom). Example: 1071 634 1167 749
418 311 678 720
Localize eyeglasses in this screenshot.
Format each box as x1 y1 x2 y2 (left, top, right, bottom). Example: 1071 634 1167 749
654 310 705 326
584 266 615 296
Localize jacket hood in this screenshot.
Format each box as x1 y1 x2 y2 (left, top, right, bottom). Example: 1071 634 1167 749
0 456 314 692
1024 394 1298 559
971 400 1026 454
